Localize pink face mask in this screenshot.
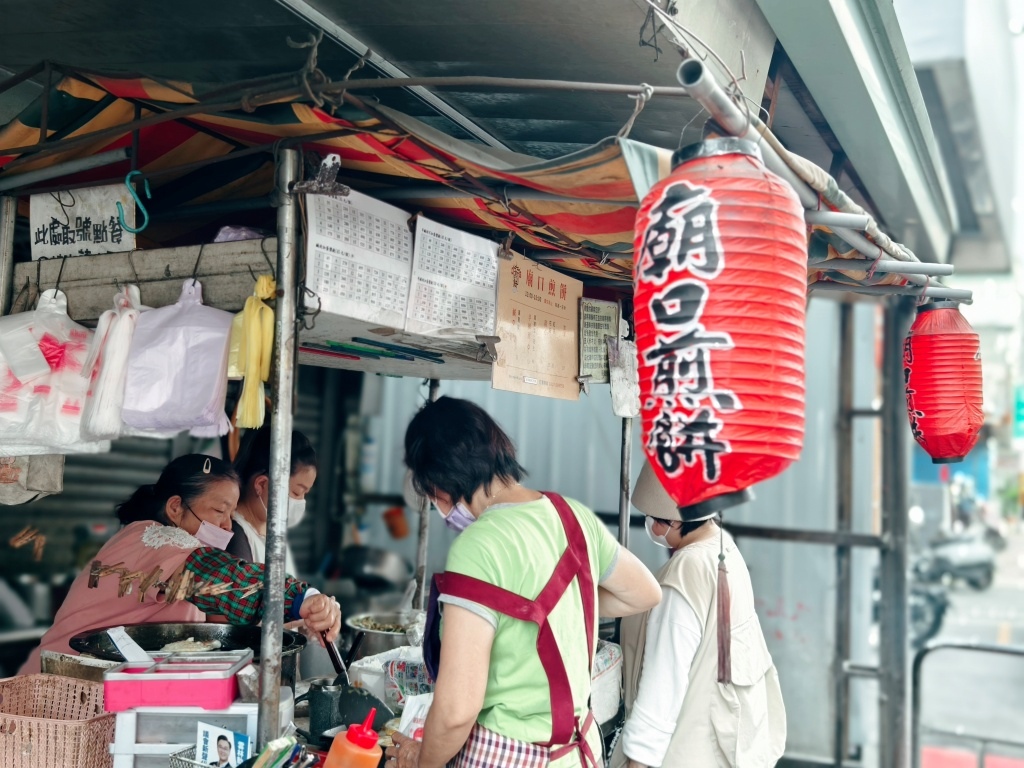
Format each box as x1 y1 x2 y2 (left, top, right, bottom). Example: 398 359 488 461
185 503 234 549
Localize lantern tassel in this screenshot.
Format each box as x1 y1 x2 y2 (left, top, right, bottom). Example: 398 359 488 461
717 517 732 684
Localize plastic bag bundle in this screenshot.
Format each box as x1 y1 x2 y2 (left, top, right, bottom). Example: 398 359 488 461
229 274 275 429
80 285 146 440
0 290 110 455
121 280 233 437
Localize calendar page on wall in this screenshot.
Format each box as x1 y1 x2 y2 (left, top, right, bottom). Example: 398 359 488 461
406 217 499 337
305 190 414 329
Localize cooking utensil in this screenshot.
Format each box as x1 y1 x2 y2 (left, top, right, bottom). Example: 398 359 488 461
295 677 346 743
345 632 366 667
322 632 349 686
68 623 307 691
338 546 413 589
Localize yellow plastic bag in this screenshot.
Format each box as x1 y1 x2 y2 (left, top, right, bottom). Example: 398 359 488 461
233 275 276 429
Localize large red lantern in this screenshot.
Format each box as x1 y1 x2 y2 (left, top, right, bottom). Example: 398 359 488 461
903 301 983 464
634 138 807 517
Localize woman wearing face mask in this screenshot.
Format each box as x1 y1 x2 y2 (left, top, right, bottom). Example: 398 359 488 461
385 397 661 768
227 425 317 577
18 454 340 675
611 462 785 768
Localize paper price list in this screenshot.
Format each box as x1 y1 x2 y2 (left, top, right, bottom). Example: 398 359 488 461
417 229 497 288
314 200 412 264
310 244 409 314
409 281 494 333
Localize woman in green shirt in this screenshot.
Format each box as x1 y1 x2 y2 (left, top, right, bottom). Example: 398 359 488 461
387 397 660 768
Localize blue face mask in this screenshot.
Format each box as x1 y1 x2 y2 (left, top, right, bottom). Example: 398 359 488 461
439 501 476 532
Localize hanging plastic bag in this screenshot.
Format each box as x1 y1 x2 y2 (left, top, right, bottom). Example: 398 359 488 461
80 285 147 441
229 274 275 429
0 290 110 455
121 279 233 437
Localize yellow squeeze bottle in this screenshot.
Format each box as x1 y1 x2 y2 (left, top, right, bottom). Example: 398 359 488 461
324 708 382 768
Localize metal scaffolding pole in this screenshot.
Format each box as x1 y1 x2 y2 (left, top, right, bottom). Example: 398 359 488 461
257 147 300 747
618 417 633 547
879 298 914 768
413 379 441 611
0 196 15 316
834 301 855 767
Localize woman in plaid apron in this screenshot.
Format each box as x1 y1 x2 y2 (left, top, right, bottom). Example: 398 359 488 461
386 397 660 768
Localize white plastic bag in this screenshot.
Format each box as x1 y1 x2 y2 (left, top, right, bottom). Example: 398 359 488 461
0 290 110 455
397 693 433 741
81 285 146 440
121 280 233 437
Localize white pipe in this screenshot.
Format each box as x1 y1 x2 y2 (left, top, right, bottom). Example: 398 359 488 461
0 148 130 192
810 259 954 276
805 210 871 230
810 282 972 303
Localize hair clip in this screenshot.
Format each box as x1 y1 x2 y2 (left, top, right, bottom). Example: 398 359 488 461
203 458 212 474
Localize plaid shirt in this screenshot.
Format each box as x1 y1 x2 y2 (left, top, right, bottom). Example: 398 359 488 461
183 547 308 624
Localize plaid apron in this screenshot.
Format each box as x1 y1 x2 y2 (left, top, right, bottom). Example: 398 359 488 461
425 493 601 768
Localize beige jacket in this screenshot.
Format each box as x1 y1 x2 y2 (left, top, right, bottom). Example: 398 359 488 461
613 532 786 768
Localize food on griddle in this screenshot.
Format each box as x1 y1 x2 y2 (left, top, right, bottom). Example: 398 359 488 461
349 617 408 633
159 637 223 653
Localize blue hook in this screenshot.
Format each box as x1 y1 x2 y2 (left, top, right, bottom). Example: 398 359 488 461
116 170 151 235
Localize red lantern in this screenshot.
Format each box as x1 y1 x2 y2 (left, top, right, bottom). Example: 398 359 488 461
634 138 807 517
903 301 983 464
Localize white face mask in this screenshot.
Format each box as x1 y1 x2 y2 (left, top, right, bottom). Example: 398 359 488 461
287 497 307 529
258 493 307 529
645 516 672 549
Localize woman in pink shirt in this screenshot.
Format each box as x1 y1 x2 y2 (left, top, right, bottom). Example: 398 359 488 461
19 453 339 674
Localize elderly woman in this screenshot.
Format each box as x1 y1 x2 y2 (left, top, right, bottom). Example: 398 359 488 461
19 453 340 674
387 396 661 768
612 462 786 768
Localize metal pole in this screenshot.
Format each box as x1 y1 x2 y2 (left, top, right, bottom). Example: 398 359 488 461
413 379 441 611
257 147 299 748
879 297 914 768
0 196 15 316
0 148 129 192
834 302 855 768
618 417 633 547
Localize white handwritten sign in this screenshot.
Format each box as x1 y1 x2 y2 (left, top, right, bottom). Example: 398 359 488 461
30 184 135 261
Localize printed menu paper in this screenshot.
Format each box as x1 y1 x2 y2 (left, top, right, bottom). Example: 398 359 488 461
305 189 414 329
305 193 497 338
406 217 498 337
579 299 620 384
492 252 581 401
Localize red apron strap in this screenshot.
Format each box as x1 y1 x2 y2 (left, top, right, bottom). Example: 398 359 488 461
542 493 597 665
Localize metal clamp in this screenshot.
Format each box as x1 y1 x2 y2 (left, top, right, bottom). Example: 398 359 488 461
475 335 501 363
292 153 350 197
577 374 593 395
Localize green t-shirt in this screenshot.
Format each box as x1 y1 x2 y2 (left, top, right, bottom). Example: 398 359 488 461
439 495 620 745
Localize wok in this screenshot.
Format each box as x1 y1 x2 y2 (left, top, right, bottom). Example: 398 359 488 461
69 623 307 691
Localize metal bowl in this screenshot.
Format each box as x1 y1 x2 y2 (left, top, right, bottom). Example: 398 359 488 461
338 546 412 590
344 612 411 662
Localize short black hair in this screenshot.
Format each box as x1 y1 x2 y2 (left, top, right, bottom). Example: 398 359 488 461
217 735 231 746
405 396 526 503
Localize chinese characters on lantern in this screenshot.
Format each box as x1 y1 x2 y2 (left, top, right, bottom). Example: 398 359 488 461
637 181 740 482
902 340 926 443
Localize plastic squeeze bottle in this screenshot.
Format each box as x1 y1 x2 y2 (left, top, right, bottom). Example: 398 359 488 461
324 708 382 768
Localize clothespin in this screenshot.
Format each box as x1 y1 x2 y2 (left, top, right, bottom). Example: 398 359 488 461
292 153 349 197
497 232 515 260
475 335 501 363
577 374 593 396
88 561 103 589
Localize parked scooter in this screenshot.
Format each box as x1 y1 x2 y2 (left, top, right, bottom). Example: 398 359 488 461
872 563 950 648
915 530 996 591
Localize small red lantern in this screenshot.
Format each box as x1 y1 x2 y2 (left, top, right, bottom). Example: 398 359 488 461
634 138 808 517
903 301 983 464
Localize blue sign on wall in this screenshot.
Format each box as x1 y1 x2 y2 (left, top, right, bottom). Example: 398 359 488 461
912 440 989 499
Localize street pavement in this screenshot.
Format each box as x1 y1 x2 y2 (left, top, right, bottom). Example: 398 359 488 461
919 528 1024 768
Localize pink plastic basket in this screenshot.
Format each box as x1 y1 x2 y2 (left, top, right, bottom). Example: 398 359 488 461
103 651 252 712
0 673 115 768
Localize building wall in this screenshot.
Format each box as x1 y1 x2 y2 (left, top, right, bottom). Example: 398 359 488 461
364 298 881 761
